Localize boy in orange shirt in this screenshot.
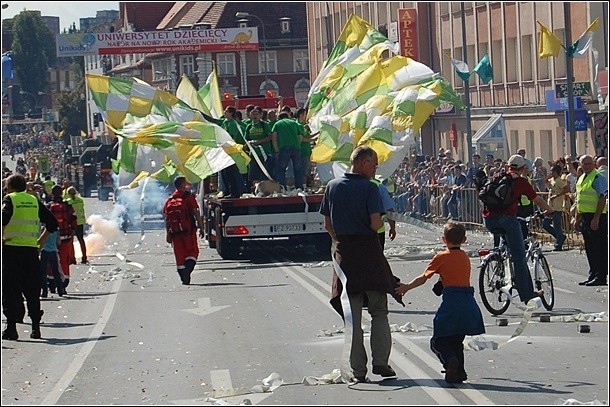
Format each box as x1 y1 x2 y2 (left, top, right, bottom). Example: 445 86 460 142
395 221 485 383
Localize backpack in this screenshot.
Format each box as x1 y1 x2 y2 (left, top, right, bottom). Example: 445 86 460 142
49 201 75 238
165 194 192 235
477 172 515 211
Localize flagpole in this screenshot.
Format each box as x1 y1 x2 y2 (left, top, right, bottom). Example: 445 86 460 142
461 2 473 164
564 3 577 158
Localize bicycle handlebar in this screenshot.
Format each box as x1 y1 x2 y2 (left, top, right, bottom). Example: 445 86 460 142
516 210 550 223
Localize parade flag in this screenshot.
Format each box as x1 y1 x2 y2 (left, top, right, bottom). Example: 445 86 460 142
176 75 207 115
537 21 563 58
86 73 205 129
198 64 224 118
308 15 463 182
473 54 493 84
570 17 600 58
451 58 472 81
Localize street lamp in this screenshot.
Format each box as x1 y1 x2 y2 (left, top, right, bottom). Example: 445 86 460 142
235 12 268 92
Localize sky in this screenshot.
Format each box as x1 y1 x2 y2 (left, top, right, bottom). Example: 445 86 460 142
2 1 119 32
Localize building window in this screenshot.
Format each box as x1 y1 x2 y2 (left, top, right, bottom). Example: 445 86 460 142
293 78 310 108
293 50 309 72
153 59 171 81
180 55 194 77
280 18 290 34
217 53 236 76
258 51 277 74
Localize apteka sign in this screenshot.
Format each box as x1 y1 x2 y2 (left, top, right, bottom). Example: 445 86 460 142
56 28 259 57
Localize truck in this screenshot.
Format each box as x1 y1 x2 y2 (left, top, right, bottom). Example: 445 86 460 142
203 193 331 260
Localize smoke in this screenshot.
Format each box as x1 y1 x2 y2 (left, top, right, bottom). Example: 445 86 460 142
73 175 171 259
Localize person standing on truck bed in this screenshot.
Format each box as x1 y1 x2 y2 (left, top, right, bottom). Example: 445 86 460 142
320 145 404 383
245 106 274 192
201 107 247 198
271 112 304 190
163 176 205 285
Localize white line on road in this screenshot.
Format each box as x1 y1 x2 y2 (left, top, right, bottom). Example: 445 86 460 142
42 276 123 405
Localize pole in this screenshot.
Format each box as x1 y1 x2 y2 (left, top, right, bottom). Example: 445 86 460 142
251 14 268 90
564 3 577 158
461 2 473 164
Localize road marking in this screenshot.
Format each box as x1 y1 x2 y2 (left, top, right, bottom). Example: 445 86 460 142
554 286 575 294
42 276 123 405
280 261 494 405
182 298 230 316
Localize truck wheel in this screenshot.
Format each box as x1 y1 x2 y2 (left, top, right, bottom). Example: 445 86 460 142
215 208 240 260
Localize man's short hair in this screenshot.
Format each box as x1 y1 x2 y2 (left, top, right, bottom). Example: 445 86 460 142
350 146 376 165
174 176 187 189
7 174 27 192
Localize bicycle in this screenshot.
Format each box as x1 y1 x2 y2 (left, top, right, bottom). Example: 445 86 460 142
478 211 555 315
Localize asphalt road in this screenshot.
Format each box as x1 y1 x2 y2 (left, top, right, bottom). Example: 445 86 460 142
1 164 608 405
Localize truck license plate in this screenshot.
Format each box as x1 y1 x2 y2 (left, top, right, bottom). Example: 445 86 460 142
272 224 304 232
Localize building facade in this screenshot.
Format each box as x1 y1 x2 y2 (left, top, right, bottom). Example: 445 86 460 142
307 2 609 163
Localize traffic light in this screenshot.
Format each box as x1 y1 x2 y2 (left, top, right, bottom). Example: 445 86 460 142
223 92 233 100
93 112 100 128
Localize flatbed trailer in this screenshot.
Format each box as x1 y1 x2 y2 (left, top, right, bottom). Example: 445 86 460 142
203 194 330 260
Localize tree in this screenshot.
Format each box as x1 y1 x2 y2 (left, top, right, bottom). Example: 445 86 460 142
10 11 57 98
57 76 87 143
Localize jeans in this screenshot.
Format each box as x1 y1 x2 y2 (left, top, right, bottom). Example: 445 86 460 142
484 214 535 302
448 192 460 219
220 164 244 198
542 211 566 249
274 146 302 188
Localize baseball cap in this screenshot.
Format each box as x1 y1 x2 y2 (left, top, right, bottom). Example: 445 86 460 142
508 154 526 168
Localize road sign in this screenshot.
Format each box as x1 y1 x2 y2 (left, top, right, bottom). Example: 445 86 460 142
555 82 591 98
565 109 589 131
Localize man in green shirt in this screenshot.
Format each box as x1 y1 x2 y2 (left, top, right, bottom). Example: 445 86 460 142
271 112 304 189
66 186 88 264
202 106 246 198
245 106 273 191
296 108 318 189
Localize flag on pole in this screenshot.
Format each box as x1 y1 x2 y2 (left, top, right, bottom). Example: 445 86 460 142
198 64 224 118
176 75 207 115
537 21 563 58
451 58 472 81
307 15 463 183
569 17 600 58
472 54 493 84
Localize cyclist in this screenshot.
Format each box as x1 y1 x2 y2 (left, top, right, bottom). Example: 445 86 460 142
481 154 555 304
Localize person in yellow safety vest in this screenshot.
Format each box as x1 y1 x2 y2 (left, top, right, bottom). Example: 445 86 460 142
574 154 608 286
516 174 534 240
371 177 397 251
384 177 397 196
66 186 88 264
2 174 59 341
42 175 55 203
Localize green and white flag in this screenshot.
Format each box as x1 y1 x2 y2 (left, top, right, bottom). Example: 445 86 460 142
451 58 472 81
473 54 493 84
570 18 600 58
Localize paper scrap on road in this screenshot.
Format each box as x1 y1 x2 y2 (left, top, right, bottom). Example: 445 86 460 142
302 369 346 385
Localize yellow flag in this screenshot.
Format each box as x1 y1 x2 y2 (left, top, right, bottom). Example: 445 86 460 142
537 21 562 58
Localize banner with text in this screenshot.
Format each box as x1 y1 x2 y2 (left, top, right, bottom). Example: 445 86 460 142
56 28 259 57
398 8 418 60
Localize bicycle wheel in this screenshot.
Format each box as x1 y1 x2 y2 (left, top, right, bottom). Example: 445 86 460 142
479 253 511 315
534 254 554 310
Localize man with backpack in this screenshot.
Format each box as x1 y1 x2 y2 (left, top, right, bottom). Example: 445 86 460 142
48 185 78 292
477 154 555 305
163 176 205 285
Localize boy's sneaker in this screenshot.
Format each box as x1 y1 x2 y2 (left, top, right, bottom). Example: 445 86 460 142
372 365 396 377
2 328 19 341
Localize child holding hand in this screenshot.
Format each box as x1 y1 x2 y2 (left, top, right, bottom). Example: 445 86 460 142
395 221 485 383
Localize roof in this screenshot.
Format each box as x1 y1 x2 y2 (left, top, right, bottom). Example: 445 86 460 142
472 114 504 144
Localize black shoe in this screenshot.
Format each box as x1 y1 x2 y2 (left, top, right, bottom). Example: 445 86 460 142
30 330 41 339
372 365 397 377
351 375 368 383
585 279 607 286
81 257 88 264
553 247 563 252
41 291 48 298
444 357 463 383
578 278 594 286
2 328 18 340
